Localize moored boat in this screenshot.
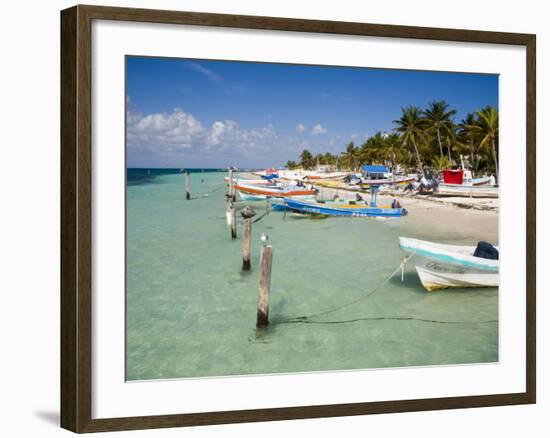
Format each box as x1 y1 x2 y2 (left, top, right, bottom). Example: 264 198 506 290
224 177 275 185
398 237 499 291
358 165 415 188
359 176 415 188
436 184 499 198
235 182 316 200
282 198 407 217
436 169 498 198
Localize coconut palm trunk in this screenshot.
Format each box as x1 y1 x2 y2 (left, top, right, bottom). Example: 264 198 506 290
469 138 476 172
393 154 397 185
491 137 499 183
436 129 444 157
411 137 424 176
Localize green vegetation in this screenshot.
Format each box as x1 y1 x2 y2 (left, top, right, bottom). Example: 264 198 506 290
293 102 499 181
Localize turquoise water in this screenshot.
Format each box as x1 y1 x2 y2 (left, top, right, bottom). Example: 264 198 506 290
126 171 498 380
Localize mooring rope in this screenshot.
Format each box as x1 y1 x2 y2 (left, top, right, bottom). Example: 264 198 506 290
253 206 271 223
189 183 226 200
280 316 498 326
272 252 497 327
274 254 413 324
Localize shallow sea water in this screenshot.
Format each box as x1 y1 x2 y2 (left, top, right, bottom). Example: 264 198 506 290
126 171 498 380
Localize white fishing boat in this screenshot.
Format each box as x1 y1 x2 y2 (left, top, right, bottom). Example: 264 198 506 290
235 182 317 201
436 169 498 198
398 237 499 291
223 177 276 185
275 167 349 181
436 184 499 198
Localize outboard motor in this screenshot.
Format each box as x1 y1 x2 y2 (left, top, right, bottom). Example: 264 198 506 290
473 241 499 260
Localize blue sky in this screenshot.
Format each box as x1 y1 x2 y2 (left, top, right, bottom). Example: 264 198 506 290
126 56 498 168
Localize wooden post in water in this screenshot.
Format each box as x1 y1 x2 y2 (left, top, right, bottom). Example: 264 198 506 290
228 168 236 202
240 206 257 270
257 244 273 327
185 172 191 200
225 199 232 226
228 202 237 239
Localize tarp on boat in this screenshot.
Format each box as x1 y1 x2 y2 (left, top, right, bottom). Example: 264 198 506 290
362 165 388 174
473 241 499 260
443 169 463 184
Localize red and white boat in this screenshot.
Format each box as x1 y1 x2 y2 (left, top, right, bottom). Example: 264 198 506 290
234 182 316 201
437 169 498 198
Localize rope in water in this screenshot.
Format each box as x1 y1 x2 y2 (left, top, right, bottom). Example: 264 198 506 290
189 183 226 200
280 316 498 325
253 206 271 223
274 254 413 325
273 253 497 327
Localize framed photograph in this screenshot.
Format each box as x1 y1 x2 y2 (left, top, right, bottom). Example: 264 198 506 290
60 4 536 433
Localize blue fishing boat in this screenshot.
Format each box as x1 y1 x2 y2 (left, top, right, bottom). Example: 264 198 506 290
282 198 406 217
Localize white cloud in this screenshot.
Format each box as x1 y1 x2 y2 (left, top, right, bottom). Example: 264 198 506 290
127 108 277 158
126 108 342 167
310 123 327 135
296 123 306 133
186 62 222 83
128 108 204 149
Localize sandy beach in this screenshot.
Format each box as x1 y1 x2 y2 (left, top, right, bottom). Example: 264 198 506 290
314 185 498 242
239 172 499 244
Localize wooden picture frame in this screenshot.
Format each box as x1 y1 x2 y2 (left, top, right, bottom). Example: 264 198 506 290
61 4 536 433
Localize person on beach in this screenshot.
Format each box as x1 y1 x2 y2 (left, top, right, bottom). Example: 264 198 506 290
356 193 366 204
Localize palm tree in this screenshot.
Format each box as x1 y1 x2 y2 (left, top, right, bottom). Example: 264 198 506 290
314 153 325 168
470 106 499 182
342 142 358 170
299 149 314 169
285 160 297 170
359 132 385 165
458 113 480 171
432 155 452 171
423 100 457 159
394 106 427 175
323 152 337 166
381 133 403 184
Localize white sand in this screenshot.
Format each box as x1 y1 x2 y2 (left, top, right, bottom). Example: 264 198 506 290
235 173 499 243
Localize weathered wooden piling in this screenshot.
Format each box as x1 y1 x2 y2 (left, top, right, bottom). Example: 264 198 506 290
240 206 257 270
228 202 237 239
185 172 191 200
225 198 232 226
228 168 236 202
257 244 273 327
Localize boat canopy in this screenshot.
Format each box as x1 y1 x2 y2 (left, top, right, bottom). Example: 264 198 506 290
361 165 388 178
362 165 388 174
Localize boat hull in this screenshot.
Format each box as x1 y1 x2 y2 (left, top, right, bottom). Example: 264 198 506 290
436 183 499 198
235 183 316 200
359 177 415 188
416 266 499 292
284 198 406 217
399 237 499 291
224 177 274 185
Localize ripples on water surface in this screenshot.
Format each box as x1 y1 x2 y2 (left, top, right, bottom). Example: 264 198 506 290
126 171 498 380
